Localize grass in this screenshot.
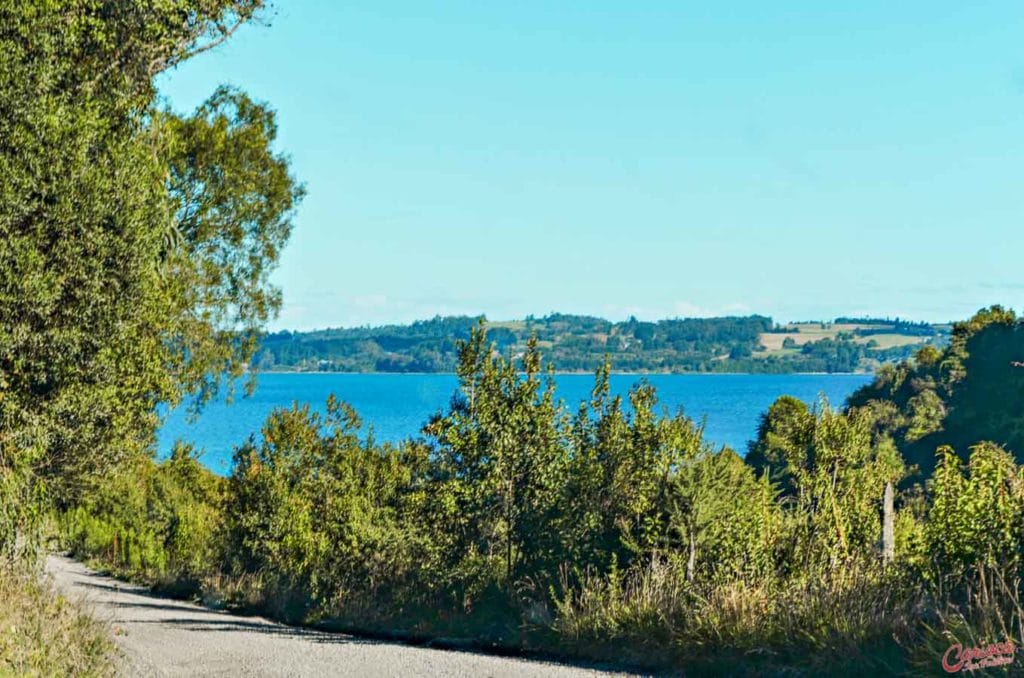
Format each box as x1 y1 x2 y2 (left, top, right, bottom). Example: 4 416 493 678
0 565 116 677
487 320 528 331
550 558 918 675
860 334 928 349
758 322 929 353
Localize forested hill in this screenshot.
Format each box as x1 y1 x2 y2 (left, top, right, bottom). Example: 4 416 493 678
255 314 950 374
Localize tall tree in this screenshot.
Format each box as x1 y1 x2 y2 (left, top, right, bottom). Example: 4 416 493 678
0 1 301 517
425 324 567 591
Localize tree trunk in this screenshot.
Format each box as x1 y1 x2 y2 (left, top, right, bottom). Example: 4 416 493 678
882 481 895 566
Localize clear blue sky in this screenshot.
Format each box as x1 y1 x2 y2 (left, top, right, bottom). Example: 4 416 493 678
158 2 1024 330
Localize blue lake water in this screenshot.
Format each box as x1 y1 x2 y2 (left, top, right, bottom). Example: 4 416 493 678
158 373 873 475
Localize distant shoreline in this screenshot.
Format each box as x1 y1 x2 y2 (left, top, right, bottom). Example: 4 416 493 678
258 315 941 378
253 370 871 377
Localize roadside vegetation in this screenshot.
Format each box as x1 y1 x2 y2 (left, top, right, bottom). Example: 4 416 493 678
0 568 116 677
62 311 1024 675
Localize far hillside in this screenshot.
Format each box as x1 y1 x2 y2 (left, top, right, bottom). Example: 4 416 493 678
255 314 950 374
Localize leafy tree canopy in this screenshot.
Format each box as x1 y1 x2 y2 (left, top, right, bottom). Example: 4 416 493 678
0 1 302 503
845 306 1022 477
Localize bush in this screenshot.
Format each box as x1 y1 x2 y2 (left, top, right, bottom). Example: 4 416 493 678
60 443 223 595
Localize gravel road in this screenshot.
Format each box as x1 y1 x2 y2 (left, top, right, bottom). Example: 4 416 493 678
47 555 632 677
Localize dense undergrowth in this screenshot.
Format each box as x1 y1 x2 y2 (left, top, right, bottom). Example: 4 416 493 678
59 319 1024 675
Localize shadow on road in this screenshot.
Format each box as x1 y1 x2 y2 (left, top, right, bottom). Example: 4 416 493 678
130 617 377 644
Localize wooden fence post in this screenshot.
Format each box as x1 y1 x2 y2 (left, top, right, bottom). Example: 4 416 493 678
882 481 895 566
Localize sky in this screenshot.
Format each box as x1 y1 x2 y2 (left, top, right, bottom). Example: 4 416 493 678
158 2 1024 331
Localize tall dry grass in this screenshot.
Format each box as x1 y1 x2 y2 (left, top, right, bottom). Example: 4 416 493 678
0 565 116 677
552 557 919 674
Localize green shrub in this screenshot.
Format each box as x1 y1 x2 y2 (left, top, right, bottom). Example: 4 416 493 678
60 443 223 593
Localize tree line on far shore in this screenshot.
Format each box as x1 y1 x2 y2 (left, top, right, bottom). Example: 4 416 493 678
255 313 943 374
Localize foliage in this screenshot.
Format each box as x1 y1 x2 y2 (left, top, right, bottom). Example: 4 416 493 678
158 85 304 405
848 305 1023 476
926 443 1023 575
0 453 44 567
0 1 300 524
0 565 115 677
423 328 567 607
225 399 429 623
61 443 224 595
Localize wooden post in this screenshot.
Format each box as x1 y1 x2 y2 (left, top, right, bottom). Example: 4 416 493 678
882 481 895 566
686 531 696 583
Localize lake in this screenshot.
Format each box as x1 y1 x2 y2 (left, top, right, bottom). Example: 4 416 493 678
158 373 874 474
